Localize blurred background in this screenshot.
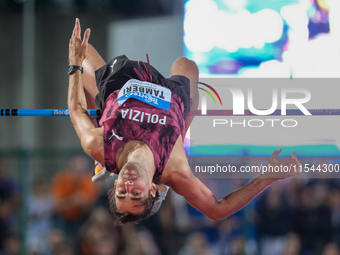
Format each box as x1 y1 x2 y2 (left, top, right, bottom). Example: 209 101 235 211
1 0 340 254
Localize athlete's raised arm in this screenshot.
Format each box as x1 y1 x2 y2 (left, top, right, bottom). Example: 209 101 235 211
170 149 300 220
68 18 104 164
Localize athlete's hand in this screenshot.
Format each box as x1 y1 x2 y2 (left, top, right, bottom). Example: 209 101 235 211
69 18 90 66
260 148 301 180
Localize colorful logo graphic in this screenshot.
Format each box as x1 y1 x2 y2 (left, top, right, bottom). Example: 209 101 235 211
198 82 223 106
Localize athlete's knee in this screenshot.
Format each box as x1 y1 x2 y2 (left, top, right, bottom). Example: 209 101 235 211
171 58 199 82
171 57 198 76
174 56 196 66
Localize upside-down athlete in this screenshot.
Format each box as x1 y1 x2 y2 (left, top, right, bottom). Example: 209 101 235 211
68 19 301 225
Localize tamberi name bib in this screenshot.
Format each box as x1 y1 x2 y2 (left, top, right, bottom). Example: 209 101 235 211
117 79 171 110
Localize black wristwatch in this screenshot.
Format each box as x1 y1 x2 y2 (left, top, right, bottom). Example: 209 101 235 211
68 65 84 75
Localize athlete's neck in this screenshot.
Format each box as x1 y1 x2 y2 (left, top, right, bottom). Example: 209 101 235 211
117 140 156 178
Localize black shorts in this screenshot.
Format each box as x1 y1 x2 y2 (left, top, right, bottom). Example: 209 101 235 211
95 55 191 119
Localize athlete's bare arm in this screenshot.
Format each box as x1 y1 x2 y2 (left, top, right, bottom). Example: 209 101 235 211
68 18 105 164
168 149 300 220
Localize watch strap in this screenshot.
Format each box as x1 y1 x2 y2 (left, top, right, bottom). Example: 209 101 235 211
68 65 84 75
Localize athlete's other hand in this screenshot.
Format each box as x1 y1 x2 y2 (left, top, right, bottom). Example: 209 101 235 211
261 148 301 180
69 18 90 66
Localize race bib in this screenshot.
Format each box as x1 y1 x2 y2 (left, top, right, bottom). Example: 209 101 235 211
118 79 171 110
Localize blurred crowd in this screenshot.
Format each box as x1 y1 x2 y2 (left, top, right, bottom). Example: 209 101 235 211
0 156 340 255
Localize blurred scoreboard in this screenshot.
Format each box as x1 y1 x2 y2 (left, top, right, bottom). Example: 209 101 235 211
184 0 337 77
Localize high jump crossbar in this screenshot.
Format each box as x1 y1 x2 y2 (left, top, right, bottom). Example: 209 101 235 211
0 109 340 117
0 109 100 117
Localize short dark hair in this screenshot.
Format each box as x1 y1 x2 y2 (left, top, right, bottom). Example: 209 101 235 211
108 184 160 226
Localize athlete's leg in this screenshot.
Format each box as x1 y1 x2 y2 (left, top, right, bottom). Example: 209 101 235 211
82 44 106 107
170 57 199 134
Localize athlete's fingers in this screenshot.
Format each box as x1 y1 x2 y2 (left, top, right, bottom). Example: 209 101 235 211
279 151 300 167
288 151 297 163
71 19 77 39
82 28 91 46
268 148 282 162
291 151 301 166
76 18 81 40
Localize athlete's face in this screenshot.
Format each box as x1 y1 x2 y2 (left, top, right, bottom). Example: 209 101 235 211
115 163 156 214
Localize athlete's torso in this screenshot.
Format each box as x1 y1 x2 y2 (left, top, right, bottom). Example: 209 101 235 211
99 79 186 183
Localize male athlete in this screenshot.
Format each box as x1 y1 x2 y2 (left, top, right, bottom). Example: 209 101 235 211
68 19 301 225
